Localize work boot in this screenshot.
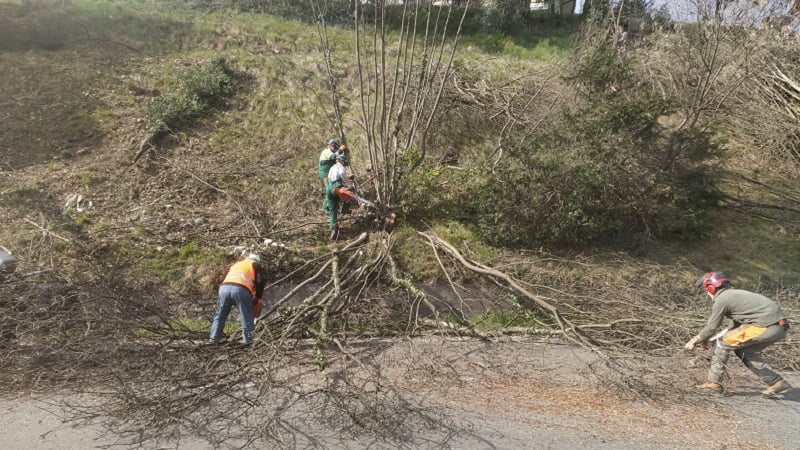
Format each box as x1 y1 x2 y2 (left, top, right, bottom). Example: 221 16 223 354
762 379 792 399
694 382 724 395
329 226 340 241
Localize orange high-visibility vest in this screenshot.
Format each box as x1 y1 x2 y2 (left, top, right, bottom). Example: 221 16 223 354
223 260 257 296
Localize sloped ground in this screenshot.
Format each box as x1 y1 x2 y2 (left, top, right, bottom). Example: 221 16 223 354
0 1 339 296
2 3 799 449
1 337 798 449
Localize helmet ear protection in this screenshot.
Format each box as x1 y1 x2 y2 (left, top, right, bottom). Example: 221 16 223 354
695 271 730 295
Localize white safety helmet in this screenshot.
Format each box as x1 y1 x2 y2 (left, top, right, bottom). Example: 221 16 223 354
247 253 261 263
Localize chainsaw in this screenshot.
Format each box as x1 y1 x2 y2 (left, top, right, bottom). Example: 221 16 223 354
333 187 375 208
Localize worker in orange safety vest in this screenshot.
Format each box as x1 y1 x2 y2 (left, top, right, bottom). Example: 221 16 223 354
209 253 267 345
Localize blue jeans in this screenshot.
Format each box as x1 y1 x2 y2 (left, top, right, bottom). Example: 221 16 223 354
209 284 255 344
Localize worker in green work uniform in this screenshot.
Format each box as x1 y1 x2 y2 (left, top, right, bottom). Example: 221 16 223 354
318 139 339 212
318 139 339 185
685 272 793 398
324 154 350 240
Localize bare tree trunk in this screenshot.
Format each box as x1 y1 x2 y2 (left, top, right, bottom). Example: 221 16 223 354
312 0 471 212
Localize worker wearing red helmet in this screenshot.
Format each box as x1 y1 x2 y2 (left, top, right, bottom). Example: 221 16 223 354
685 272 792 398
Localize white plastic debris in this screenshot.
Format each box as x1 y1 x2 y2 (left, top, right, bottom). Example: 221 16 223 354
0 246 16 275
63 194 93 215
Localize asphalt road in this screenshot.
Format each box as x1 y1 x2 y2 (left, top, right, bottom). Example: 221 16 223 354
2 337 798 449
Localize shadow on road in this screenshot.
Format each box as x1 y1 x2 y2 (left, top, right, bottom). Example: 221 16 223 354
726 386 800 402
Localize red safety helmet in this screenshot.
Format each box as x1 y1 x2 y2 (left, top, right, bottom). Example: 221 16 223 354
695 271 731 295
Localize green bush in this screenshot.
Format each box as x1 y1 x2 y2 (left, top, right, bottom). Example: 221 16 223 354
146 57 239 137
567 42 631 96
395 147 444 222
465 33 721 247
481 0 529 34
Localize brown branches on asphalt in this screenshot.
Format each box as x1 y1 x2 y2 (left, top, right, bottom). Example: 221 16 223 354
74 231 469 446
4 226 800 446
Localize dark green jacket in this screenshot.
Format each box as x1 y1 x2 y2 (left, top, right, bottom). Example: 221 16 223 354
699 288 785 340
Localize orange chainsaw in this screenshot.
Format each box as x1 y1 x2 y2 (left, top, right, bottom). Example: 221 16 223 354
333 187 375 208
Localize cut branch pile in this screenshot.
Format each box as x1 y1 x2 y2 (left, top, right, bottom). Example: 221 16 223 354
2 228 799 445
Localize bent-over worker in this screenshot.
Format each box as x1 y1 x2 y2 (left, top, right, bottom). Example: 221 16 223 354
209 253 267 345
685 272 792 398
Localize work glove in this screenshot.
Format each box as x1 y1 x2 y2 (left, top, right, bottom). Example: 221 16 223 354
684 335 703 350
253 298 264 318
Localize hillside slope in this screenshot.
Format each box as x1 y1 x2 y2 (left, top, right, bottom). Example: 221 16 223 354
1 1 799 446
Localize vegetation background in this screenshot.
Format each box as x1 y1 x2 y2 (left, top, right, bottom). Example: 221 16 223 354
1 0 799 446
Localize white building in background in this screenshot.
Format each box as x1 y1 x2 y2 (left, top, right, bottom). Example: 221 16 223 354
531 1 581 14
388 0 584 14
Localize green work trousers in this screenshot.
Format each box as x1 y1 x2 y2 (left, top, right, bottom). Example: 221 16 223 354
319 161 334 210
324 180 343 230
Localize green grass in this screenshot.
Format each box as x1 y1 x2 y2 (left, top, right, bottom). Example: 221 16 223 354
434 221 499 263
460 33 572 60
3 0 798 297
116 241 229 292
0 185 47 209
391 222 501 282
686 211 800 289
137 318 241 336
392 227 443 281
145 57 241 137
0 97 103 168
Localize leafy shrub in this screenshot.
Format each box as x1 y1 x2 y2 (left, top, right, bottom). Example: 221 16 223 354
145 57 239 137
481 0 529 34
395 147 445 222
465 33 721 247
568 42 631 96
